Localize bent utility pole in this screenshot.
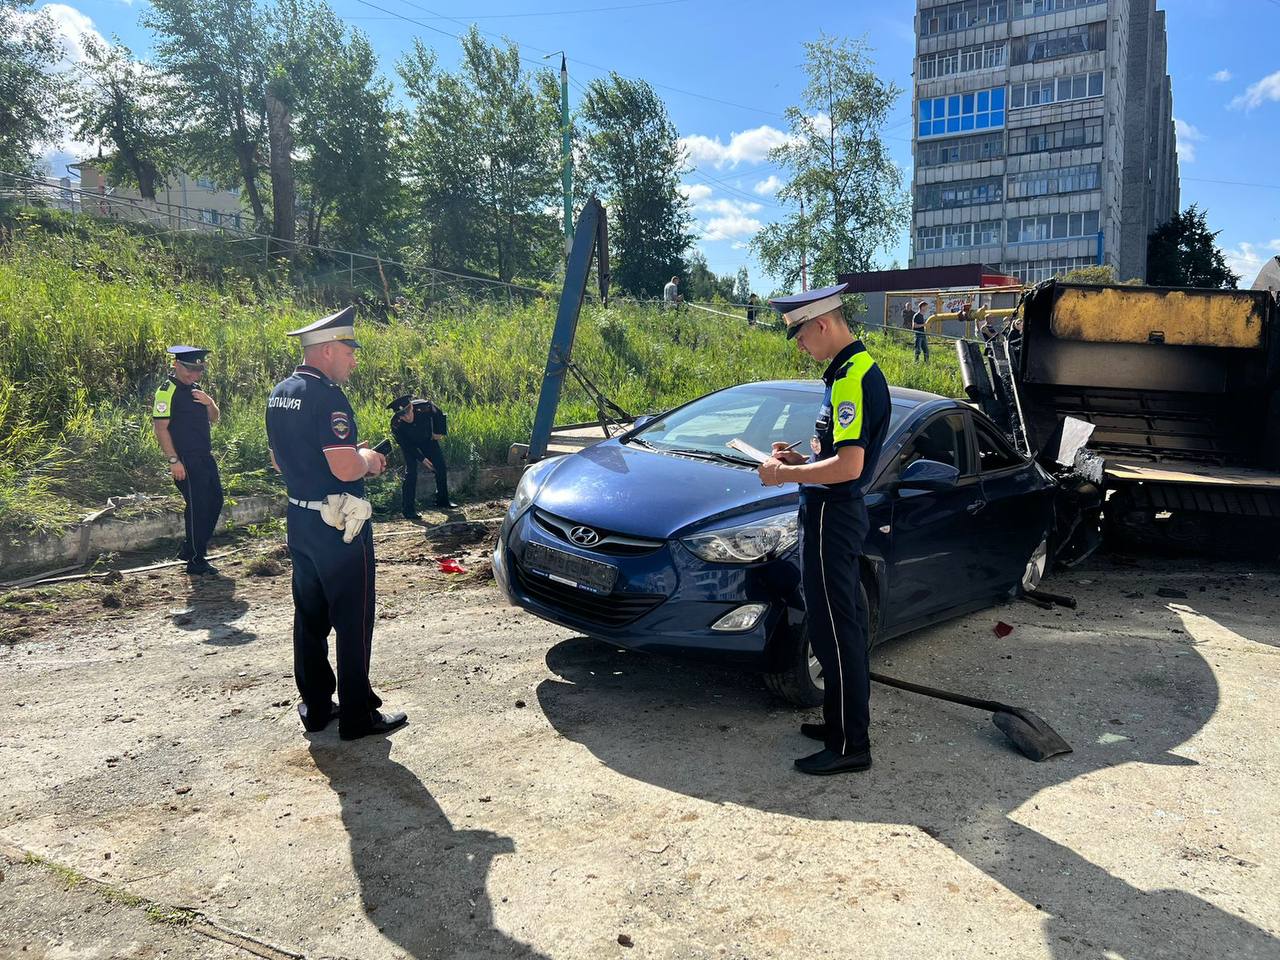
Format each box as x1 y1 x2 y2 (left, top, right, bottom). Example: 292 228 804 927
528 197 610 463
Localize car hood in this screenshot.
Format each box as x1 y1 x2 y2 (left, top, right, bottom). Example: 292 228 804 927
533 440 792 539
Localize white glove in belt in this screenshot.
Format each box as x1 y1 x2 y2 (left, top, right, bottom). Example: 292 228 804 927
320 493 372 543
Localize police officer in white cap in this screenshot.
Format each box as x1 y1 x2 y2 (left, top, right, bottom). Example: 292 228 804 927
265 306 407 741
759 283 892 775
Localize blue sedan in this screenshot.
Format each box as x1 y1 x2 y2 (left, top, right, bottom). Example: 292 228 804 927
493 381 1056 706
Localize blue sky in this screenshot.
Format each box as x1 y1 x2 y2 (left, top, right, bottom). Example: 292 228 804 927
35 0 1280 290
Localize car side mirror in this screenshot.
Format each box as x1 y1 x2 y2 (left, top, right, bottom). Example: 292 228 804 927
897 458 960 493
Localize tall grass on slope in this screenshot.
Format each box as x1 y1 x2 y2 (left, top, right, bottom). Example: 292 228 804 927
0 217 961 536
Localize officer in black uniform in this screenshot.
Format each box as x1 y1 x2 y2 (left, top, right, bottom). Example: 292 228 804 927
152 346 224 576
387 394 457 519
265 306 407 741
759 283 892 776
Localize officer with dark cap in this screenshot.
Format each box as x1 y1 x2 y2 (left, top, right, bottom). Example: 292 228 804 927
387 394 456 519
758 283 892 776
152 346 223 576
265 306 407 741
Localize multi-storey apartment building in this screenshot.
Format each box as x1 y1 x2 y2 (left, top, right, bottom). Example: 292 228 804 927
909 0 1179 283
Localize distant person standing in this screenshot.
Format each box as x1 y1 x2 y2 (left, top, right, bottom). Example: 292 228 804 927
900 299 914 330
388 394 457 519
747 293 760 326
152 346 223 576
912 300 931 362
956 300 974 337
663 275 680 310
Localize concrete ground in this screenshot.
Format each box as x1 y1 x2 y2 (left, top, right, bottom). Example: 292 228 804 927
1 512 1277 959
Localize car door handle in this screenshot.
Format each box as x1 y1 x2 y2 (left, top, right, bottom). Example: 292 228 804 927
966 500 987 515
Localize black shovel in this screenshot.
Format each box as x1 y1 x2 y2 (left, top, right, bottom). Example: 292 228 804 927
870 672 1073 762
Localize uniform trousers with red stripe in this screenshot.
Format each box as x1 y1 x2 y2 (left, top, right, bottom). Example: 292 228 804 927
799 493 871 756
286 505 381 736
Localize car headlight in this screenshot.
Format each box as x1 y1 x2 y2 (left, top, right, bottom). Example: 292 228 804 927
681 511 798 563
508 455 562 520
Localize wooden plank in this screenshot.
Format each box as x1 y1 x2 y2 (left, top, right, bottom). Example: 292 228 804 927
1105 460 1280 488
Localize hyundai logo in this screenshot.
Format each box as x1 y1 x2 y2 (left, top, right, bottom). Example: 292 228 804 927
568 525 601 547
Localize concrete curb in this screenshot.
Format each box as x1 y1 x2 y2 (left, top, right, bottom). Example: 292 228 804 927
0 464 526 580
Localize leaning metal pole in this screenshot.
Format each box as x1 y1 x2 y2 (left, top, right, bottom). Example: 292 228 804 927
527 197 608 463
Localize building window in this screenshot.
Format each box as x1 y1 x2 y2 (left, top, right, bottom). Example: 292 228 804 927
1009 256 1100 283
1012 0 1105 17
917 221 1001 253
917 131 1005 167
1007 210 1100 244
1011 22 1106 65
1006 163 1101 198
1010 71 1103 109
919 41 1006 80
918 176 1004 210
919 0 1009 37
195 176 216 189
1007 116 1103 154
919 87 1006 139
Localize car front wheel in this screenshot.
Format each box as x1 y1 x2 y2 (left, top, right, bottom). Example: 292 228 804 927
763 579 876 708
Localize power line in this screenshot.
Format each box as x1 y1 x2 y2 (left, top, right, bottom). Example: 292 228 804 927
1183 176 1280 191
355 0 688 19
367 0 790 120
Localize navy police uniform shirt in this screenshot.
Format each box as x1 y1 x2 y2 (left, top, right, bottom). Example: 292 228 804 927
805 340 891 499
391 400 447 450
266 365 366 501
152 375 212 457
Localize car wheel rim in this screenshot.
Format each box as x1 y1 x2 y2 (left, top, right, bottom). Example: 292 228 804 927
1022 535 1049 592
807 642 824 690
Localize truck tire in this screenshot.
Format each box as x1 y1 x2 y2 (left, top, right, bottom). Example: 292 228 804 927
763 579 877 708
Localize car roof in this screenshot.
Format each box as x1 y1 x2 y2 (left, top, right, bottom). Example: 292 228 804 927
759 380 953 409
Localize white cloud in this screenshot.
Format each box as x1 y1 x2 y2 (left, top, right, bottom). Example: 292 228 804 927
1210 69 1233 83
39 3 105 69
695 197 762 216
730 241 748 250
1173 118 1204 163
753 175 781 195
1222 239 1280 285
701 213 763 242
679 124 790 169
1230 70 1280 111
678 182 712 204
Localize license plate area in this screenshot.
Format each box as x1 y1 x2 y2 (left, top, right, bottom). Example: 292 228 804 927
524 542 618 595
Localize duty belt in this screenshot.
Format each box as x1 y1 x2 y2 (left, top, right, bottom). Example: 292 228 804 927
288 497 326 511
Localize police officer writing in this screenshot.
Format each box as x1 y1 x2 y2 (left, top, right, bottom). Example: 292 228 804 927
758 283 891 776
388 394 457 519
152 346 224 576
265 306 407 741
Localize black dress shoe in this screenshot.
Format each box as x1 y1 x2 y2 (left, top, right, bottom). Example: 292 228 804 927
178 544 193 562
298 700 340 733
794 747 873 776
436 500 459 509
186 559 219 576
339 709 408 741
800 722 826 742
404 512 422 521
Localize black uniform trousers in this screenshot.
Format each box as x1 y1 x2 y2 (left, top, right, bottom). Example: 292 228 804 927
173 452 224 562
286 505 382 735
401 439 450 513
799 493 871 756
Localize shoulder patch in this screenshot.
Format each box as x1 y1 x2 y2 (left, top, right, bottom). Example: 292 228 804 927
837 400 857 427
152 381 176 417
330 411 351 441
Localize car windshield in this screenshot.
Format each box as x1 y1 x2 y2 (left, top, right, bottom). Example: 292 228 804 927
632 383 913 458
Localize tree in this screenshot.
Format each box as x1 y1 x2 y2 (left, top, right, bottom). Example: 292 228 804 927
751 34 909 289
734 266 750 303
0 0 65 174
296 26 402 251
684 249 734 302
1147 204 1239 289
400 29 561 282
576 73 692 298
71 38 180 202
144 0 270 227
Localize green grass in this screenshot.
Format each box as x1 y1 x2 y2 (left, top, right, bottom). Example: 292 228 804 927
0 209 961 536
